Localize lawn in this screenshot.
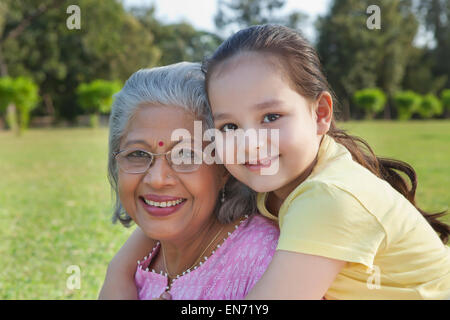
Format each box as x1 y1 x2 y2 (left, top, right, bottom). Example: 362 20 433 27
0 121 449 299
340 120 450 214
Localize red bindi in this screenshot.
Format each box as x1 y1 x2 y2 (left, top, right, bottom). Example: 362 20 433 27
158 141 164 147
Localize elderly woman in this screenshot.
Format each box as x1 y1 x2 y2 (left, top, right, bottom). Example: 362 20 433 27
99 62 279 299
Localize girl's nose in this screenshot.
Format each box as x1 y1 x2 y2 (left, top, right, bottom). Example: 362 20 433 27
238 129 268 161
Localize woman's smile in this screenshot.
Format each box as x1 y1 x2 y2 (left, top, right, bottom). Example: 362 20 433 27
139 194 188 217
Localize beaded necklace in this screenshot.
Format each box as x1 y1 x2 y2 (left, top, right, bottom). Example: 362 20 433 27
137 215 249 291
162 225 225 279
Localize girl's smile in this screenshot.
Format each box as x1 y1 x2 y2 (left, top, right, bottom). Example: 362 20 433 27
244 154 280 172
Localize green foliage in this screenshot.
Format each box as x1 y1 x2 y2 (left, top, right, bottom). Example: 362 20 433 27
0 0 448 122
0 0 160 121
0 76 39 133
317 0 419 119
215 0 307 34
353 88 386 119
402 47 448 95
132 7 222 66
418 94 443 119
419 0 450 90
76 79 121 116
393 91 421 120
0 77 14 113
441 89 450 111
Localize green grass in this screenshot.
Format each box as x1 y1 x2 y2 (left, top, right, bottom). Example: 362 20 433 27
0 121 449 299
0 128 133 299
339 120 450 216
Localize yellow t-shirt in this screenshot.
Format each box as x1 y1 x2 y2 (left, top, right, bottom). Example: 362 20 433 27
257 134 450 300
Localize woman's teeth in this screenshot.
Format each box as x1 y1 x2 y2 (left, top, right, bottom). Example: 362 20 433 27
143 198 184 207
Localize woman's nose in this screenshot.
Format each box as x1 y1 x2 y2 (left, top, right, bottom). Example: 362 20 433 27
142 156 175 188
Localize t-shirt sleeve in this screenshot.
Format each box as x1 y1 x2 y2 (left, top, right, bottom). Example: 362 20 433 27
276 182 386 268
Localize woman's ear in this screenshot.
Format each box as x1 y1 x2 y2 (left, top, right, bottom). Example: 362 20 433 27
315 92 333 135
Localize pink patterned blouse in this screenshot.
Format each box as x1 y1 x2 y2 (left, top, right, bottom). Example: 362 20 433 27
135 214 279 300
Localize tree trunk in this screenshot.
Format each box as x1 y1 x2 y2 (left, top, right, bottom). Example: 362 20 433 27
6 103 19 135
0 44 8 76
384 96 392 120
43 93 55 116
338 96 351 121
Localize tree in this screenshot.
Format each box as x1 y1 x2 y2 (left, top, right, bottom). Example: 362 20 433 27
316 0 419 120
132 6 222 66
353 88 386 119
402 46 447 95
1 0 160 121
0 0 63 77
214 0 307 35
418 0 450 89
76 80 121 128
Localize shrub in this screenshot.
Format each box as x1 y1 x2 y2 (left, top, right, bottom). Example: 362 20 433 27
393 91 421 120
0 77 39 135
418 94 443 119
76 80 121 127
441 89 450 116
353 88 386 119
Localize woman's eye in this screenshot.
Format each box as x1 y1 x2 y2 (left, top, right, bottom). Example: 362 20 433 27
127 150 149 158
178 148 193 158
263 114 281 123
220 123 238 132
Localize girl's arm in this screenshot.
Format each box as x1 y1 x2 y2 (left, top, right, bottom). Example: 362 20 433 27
245 250 346 300
98 227 156 299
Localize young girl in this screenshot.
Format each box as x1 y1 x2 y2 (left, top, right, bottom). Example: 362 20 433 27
100 25 450 300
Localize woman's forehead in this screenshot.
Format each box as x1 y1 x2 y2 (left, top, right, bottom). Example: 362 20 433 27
121 105 202 148
130 104 195 131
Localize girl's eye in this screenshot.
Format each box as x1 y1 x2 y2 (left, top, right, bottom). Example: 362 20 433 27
220 123 238 132
263 114 281 123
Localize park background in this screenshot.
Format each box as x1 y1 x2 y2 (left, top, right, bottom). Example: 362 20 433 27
0 0 449 299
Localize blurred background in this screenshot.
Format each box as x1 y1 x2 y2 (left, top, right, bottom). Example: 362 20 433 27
0 0 449 299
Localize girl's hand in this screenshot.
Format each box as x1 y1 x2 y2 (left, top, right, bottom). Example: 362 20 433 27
98 227 157 299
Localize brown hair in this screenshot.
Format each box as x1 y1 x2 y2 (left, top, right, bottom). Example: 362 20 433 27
202 24 449 244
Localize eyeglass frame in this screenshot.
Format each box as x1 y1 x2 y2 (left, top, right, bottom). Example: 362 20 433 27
113 147 203 174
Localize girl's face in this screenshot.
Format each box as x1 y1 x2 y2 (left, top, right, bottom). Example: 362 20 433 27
118 104 227 243
208 52 332 198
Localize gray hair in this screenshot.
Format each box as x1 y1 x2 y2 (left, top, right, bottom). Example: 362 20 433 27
107 62 256 227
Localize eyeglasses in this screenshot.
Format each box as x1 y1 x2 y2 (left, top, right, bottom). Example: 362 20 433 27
114 146 203 174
